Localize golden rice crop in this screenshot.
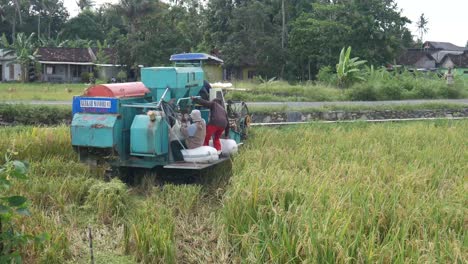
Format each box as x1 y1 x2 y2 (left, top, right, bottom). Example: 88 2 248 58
1 120 466 263
221 120 467 263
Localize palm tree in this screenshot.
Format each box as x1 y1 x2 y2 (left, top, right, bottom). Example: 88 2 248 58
76 0 94 11
41 0 60 38
0 0 25 41
115 0 153 34
416 13 429 43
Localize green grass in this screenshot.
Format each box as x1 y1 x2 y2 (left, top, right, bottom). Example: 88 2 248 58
227 77 468 102
3 76 467 103
228 81 346 102
1 121 466 262
0 82 88 101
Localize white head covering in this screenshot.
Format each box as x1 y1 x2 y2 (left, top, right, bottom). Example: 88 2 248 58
190 109 203 122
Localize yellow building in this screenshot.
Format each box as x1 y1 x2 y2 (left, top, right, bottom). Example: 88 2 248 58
170 53 224 82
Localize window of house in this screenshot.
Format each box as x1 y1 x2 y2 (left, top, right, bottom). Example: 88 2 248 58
72 65 82 78
46 66 56 75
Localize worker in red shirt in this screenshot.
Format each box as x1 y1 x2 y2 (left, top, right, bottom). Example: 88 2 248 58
191 97 229 154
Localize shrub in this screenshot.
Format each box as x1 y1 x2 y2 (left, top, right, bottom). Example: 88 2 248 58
80 72 90 83
117 70 127 82
446 79 467 99
316 66 336 85
347 83 378 101
0 104 71 125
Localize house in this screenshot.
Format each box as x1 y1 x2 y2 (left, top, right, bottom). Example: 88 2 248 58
397 41 468 71
423 41 467 52
170 53 224 82
37 47 120 83
440 52 468 78
397 49 436 69
0 49 22 82
224 65 257 81
222 55 257 81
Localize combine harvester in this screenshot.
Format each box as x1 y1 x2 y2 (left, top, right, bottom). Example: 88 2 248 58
71 53 250 182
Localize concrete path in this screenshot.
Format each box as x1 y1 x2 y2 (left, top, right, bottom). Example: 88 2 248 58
2 99 468 107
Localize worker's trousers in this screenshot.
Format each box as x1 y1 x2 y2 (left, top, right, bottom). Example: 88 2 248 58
204 125 224 151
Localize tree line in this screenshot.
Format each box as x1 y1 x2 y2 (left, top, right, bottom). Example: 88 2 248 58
1 0 415 81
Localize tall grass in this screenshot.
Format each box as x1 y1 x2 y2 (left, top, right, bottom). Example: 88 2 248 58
221 121 467 262
0 126 206 263
229 81 345 102
0 126 177 262
347 70 468 100
228 72 468 102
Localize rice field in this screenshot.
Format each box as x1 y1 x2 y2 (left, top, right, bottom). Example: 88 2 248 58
0 120 466 263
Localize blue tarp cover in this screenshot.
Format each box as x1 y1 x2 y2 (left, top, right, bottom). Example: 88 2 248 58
170 53 223 63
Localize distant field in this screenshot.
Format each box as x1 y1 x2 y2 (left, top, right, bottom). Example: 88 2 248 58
1 120 466 262
1 79 467 102
0 83 88 101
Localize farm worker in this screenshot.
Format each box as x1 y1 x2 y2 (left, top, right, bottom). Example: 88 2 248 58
444 68 454 85
172 110 206 162
191 97 229 154
182 109 206 149
199 80 212 100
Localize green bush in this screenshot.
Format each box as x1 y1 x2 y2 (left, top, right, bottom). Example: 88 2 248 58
80 72 90 83
346 83 378 101
347 69 468 101
117 70 127 82
447 82 466 98
0 104 71 125
316 66 336 85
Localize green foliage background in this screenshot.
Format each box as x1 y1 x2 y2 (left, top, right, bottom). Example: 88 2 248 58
1 0 414 81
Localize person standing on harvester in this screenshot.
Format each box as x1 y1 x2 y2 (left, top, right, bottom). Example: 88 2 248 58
191 96 229 154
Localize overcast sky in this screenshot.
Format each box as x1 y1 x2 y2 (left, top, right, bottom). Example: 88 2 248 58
63 0 468 47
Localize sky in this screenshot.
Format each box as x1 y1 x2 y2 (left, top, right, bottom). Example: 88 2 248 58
63 0 468 47
395 0 467 47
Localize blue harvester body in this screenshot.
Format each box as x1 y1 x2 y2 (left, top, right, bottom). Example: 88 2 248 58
71 66 205 169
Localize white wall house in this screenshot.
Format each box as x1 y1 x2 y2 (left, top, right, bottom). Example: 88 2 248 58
0 49 22 82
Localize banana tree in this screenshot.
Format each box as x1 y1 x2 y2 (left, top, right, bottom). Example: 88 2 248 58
3 33 38 82
336 46 367 88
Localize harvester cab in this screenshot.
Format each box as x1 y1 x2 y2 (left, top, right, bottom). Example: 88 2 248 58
71 54 249 178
